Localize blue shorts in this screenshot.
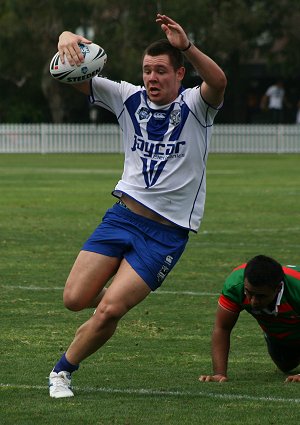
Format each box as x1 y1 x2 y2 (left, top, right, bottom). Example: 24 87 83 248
82 203 189 291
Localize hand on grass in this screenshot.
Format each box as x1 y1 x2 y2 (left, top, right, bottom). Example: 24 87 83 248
199 374 228 383
285 374 300 383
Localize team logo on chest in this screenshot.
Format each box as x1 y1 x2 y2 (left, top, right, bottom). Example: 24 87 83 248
153 112 166 120
136 107 151 122
170 110 181 126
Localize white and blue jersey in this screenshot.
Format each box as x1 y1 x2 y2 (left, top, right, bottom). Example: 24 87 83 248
89 77 220 232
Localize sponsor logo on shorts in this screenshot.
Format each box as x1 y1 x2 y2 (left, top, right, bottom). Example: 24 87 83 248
157 256 174 283
157 265 170 283
165 255 173 265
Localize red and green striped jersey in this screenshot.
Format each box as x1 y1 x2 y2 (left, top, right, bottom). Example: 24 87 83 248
219 263 300 344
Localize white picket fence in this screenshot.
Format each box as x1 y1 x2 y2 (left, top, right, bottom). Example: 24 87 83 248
0 123 300 153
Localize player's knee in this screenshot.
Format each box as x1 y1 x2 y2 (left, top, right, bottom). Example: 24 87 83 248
63 288 86 311
95 301 127 324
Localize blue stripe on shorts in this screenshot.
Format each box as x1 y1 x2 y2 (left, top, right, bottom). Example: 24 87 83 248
82 203 189 291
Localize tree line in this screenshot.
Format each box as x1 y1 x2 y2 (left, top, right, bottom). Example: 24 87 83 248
1 0 300 124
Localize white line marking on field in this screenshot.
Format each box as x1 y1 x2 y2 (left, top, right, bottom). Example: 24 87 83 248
0 285 219 296
0 167 244 176
0 167 122 175
207 170 245 175
1 382 299 404
200 227 300 235
1 285 65 291
155 290 219 296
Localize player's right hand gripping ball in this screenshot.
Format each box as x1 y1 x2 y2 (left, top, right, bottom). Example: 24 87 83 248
49 43 107 84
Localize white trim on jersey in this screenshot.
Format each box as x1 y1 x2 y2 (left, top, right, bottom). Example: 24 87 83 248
89 77 221 232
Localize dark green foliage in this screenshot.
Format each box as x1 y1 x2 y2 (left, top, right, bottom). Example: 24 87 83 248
1 1 300 123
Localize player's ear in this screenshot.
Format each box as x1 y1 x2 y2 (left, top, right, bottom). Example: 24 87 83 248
177 66 185 81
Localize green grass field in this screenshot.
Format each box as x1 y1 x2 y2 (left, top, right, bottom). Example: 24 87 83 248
1 153 300 424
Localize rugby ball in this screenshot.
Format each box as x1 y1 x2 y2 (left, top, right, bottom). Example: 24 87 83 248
49 43 107 84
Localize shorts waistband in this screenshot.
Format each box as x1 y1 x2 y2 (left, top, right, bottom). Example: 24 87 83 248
116 199 131 210
113 202 189 236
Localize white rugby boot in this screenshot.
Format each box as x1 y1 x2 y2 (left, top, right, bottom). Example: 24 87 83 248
49 371 74 398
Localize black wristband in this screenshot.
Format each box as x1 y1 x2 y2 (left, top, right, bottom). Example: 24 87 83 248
181 41 192 52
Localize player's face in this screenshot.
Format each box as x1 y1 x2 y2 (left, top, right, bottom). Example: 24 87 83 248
143 54 185 105
244 278 282 310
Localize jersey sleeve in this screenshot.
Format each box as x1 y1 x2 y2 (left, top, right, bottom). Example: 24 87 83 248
219 268 245 313
89 78 141 118
183 86 221 126
283 265 300 313
218 294 242 313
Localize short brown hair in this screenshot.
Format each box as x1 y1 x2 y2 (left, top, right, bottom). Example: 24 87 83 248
143 39 184 70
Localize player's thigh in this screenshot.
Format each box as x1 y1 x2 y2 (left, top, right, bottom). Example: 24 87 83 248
64 250 121 309
95 258 151 319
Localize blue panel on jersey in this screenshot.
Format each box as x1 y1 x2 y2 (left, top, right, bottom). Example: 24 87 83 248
124 91 144 137
146 104 175 142
169 102 190 141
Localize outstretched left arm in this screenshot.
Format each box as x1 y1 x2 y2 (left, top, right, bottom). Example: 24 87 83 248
156 14 227 107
